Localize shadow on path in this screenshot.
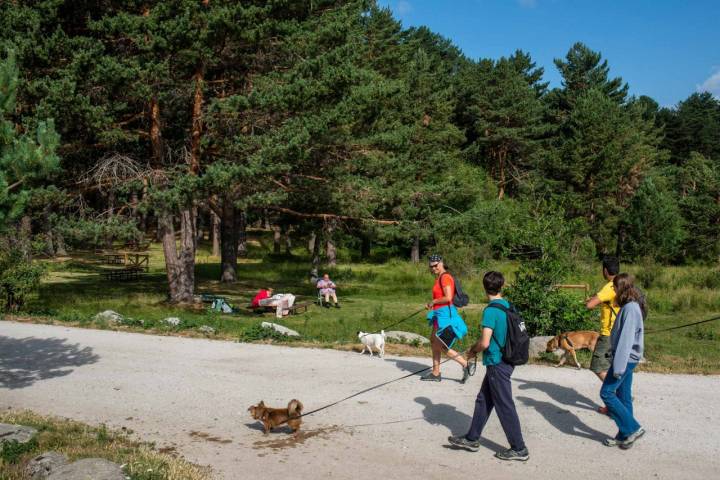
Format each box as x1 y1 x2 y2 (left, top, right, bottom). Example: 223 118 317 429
0 335 100 389
514 378 600 411
415 396 505 453
386 358 464 383
517 396 607 442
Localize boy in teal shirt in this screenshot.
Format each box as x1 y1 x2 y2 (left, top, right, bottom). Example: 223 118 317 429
448 271 529 462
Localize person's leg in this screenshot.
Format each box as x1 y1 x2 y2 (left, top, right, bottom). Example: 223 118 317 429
489 363 526 451
600 365 639 439
465 370 495 441
446 347 467 368
617 363 640 431
431 332 442 375
331 291 338 306
286 294 295 308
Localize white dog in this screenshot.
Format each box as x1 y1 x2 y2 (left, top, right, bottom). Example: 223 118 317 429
358 330 385 358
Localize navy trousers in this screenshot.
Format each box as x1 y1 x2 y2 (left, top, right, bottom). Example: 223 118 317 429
466 361 526 451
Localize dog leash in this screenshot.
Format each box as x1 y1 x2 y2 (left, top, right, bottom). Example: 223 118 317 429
359 307 425 338
645 314 720 334
273 347 474 427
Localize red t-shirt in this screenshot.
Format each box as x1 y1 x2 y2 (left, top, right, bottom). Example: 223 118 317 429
251 289 270 307
432 273 455 310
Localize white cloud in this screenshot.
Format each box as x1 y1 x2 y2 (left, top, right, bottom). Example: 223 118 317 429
518 0 537 8
697 69 720 97
397 1 412 15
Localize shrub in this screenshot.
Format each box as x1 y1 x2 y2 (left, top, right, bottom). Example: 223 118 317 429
0 248 46 311
238 323 298 342
0 437 38 464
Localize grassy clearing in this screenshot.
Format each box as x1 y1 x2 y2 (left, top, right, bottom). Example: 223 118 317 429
9 234 720 374
0 410 211 480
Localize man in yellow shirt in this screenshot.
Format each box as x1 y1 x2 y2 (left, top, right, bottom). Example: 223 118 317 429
585 257 619 414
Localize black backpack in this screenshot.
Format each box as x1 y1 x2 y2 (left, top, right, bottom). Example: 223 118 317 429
439 272 470 308
485 303 529 366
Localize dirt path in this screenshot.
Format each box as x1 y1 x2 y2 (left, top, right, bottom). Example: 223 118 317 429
1 321 718 479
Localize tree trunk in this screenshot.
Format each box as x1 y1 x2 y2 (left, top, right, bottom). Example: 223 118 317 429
497 150 506 200
44 207 55 257
282 223 292 255
236 210 247 258
106 190 115 249
189 66 204 176
159 211 196 303
263 209 271 230
308 232 316 254
211 209 221 257
411 236 420 263
18 215 32 261
361 234 371 260
55 231 68 256
273 225 281 254
325 220 337 267
311 230 321 281
220 199 238 283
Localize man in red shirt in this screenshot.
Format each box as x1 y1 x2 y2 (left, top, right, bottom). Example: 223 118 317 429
251 287 273 308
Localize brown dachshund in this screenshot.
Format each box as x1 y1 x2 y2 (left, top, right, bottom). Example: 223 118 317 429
546 331 600 369
248 399 303 434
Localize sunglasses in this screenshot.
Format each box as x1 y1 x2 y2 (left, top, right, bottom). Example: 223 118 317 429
429 263 439 269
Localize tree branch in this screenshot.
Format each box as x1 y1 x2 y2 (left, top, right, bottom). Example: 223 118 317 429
267 206 399 225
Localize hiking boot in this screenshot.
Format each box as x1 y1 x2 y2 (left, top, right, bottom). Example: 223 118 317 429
448 435 480 452
419 372 441 382
619 428 645 450
598 406 609 415
334 303 340 308
460 365 471 384
495 447 529 462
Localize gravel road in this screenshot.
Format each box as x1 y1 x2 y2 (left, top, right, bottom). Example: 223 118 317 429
1 321 718 479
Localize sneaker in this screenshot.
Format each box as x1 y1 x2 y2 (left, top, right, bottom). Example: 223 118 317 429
334 304 340 309
460 365 471 384
323 303 330 308
494 447 529 462
419 372 441 382
598 406 609 415
619 428 645 450
448 435 480 452
603 436 623 447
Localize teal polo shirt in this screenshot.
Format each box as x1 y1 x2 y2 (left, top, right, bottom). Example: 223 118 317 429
482 299 509 366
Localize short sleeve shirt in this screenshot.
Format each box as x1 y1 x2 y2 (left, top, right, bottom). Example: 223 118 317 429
432 273 455 310
597 281 618 336
482 299 510 366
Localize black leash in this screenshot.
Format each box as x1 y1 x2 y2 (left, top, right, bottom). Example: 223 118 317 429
646 314 720 334
359 307 425 338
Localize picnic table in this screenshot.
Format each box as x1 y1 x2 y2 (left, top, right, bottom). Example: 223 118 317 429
103 251 150 272
103 266 144 281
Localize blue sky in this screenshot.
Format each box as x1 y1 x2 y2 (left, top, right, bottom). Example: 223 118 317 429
379 0 720 107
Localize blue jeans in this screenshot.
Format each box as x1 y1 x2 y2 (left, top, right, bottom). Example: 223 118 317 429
600 362 641 439
466 362 526 451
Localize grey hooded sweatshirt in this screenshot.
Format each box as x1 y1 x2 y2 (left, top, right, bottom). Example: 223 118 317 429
610 301 644 377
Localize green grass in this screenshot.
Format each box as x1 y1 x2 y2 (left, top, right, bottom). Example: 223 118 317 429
0 410 210 480
11 235 720 374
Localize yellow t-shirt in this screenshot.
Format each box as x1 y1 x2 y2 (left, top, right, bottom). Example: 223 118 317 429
597 281 618 336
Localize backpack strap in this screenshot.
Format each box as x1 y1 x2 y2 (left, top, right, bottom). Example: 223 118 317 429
484 303 509 348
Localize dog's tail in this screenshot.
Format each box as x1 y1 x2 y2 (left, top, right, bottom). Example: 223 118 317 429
381 329 385 337
288 399 303 417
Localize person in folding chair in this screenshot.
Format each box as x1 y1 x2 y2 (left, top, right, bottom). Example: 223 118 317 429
421 254 470 383
316 273 340 308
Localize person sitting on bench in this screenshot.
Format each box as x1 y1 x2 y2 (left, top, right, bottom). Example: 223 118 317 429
254 287 296 318
317 273 340 308
251 287 274 309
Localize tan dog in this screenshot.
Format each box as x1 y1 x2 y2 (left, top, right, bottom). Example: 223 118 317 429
248 399 303 434
546 331 600 369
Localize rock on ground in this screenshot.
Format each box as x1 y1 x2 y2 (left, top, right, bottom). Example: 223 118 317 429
0 423 37 444
261 322 300 337
198 325 215 334
94 310 123 324
384 331 430 345
47 458 125 480
26 451 68 480
164 317 181 327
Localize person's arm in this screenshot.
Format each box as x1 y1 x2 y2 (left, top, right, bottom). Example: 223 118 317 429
468 327 493 357
586 295 601 309
611 307 638 377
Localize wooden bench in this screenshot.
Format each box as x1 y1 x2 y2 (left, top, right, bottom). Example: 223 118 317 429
288 302 311 315
103 267 144 281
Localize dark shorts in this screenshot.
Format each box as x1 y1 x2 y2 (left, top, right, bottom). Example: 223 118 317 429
590 335 612 373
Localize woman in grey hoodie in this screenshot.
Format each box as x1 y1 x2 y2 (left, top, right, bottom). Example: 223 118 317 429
600 273 645 449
